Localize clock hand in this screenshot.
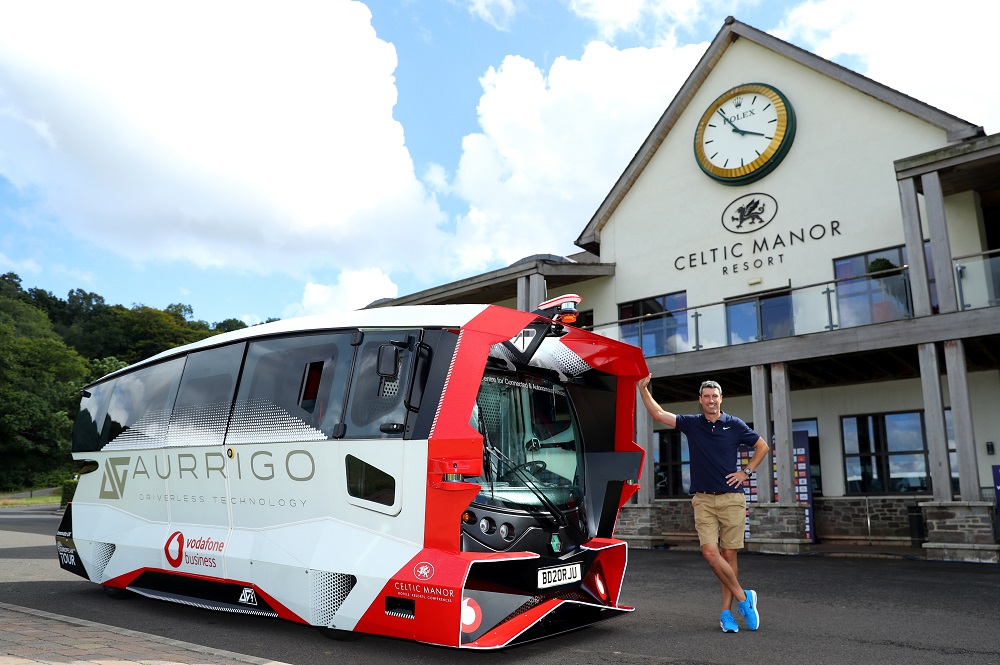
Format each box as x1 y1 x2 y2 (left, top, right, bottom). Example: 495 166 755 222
716 109 747 135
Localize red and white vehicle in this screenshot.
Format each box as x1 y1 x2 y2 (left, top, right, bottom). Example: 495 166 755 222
56 301 647 649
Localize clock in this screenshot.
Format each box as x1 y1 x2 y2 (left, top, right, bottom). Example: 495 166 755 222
693 82 796 186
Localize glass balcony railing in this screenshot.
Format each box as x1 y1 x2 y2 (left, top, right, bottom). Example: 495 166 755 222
588 264 956 356
955 249 1000 310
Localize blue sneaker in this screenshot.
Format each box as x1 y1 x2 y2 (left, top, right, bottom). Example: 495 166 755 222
738 589 759 630
719 610 739 633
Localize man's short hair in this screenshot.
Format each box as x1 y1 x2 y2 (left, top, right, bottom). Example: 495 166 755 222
699 380 722 396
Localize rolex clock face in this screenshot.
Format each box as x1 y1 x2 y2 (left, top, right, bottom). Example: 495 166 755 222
693 83 796 186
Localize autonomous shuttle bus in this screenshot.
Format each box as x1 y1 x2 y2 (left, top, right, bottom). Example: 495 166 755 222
56 301 647 649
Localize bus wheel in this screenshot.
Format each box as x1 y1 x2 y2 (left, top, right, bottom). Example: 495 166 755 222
318 627 363 642
102 585 132 600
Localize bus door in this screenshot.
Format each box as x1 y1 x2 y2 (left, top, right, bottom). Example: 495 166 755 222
220 332 354 616
338 331 422 542
158 343 245 581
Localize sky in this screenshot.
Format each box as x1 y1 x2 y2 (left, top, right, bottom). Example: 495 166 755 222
2 0 998 327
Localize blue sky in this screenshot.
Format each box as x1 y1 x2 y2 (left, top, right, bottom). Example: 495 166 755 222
2 0 998 326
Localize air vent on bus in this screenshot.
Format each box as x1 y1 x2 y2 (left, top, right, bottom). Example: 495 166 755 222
310 571 357 627
91 542 116 582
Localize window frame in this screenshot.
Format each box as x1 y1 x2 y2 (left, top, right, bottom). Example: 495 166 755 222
841 410 931 495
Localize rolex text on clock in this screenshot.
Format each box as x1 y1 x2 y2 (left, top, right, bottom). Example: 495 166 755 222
694 82 796 186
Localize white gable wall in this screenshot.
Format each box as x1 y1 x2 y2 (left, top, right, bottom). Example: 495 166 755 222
594 37 957 325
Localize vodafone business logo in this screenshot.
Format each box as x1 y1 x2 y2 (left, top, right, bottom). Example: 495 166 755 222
163 531 224 569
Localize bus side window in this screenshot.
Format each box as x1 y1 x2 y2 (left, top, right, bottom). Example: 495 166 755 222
168 344 245 447
345 454 396 506
345 332 415 438
228 333 351 443
96 357 185 451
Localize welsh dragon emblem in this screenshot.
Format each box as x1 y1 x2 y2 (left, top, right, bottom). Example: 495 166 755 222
731 198 766 229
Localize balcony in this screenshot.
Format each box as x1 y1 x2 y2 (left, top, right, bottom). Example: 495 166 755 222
956 248 1000 310
591 249 999 357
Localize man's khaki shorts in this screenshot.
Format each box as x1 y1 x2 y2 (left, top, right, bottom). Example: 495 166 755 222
691 492 747 550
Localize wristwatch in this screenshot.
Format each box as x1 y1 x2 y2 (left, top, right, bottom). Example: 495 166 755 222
742 466 754 478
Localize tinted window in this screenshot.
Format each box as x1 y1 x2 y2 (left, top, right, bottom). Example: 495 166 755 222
82 358 185 451
345 454 396 506
345 332 417 438
228 334 351 443
167 344 244 446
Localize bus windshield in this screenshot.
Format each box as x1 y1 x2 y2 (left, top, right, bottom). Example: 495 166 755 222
471 371 583 512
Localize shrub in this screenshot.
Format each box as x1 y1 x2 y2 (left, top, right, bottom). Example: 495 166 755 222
61 479 78 507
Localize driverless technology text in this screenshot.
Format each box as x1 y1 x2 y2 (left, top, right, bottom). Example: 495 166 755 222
56 301 647 649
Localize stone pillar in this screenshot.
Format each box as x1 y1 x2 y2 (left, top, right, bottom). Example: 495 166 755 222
770 363 794 503
746 503 812 554
516 273 547 311
897 177 933 317
918 342 952 501
921 171 958 313
745 363 810 554
750 364 773 503
921 501 1000 564
613 504 662 549
944 340 980 501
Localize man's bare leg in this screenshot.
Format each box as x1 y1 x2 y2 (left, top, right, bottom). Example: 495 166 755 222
701 543 746 609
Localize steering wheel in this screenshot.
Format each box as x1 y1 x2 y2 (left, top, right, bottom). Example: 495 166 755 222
500 460 547 482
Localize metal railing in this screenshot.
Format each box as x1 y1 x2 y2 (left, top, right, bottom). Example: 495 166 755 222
587 249 998 356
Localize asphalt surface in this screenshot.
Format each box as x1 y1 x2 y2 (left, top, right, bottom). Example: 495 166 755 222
2 504 999 665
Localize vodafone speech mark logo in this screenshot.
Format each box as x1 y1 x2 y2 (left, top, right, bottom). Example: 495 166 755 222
461 597 482 633
164 531 184 567
163 531 224 569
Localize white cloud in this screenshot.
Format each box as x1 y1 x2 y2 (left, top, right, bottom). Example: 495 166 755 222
0 252 42 277
447 39 708 271
568 0 759 43
0 0 448 281
773 0 1000 134
466 0 520 31
286 268 400 317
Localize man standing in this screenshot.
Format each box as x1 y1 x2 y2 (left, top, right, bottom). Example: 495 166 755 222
638 375 769 633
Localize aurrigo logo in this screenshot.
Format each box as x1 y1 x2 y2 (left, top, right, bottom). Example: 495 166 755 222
164 531 184 568
99 457 131 500
238 588 258 606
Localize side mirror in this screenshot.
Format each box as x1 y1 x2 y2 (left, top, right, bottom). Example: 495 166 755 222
377 344 400 378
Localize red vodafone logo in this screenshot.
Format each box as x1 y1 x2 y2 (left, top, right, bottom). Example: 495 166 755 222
164 531 184 568
460 597 482 633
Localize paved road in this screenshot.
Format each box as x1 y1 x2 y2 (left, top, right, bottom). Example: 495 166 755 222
2 505 999 665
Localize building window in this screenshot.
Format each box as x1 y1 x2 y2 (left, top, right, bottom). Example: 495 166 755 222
725 291 792 345
842 411 930 494
654 429 690 497
619 292 687 356
793 418 822 496
833 244 939 326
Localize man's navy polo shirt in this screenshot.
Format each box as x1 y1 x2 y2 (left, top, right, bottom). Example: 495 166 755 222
675 411 761 493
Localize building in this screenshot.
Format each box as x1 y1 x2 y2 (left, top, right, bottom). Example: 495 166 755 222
380 17 1000 562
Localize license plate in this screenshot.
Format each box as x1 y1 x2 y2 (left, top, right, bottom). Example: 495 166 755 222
537 563 581 589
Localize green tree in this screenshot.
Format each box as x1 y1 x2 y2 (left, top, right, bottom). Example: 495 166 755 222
86 356 129 384
213 318 248 333
118 305 213 363
165 302 193 322
0 272 24 300
0 298 88 491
